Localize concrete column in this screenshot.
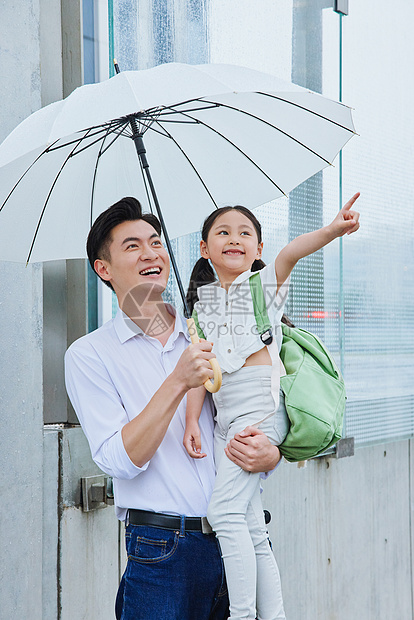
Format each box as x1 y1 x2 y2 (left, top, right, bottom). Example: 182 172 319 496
0 263 43 619
0 2 44 617
39 0 63 105
61 0 84 97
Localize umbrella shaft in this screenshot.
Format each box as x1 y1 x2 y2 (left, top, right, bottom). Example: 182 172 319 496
130 123 190 318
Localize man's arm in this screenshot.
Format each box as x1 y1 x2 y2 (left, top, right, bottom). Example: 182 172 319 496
65 340 215 475
121 341 214 467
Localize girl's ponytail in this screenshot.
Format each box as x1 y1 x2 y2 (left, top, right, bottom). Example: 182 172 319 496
251 258 266 272
186 257 216 314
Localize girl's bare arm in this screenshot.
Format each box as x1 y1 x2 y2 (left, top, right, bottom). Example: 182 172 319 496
275 192 360 291
183 386 208 458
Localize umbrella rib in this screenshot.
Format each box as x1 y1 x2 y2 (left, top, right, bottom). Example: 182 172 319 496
89 121 155 218
256 91 356 134
143 99 219 116
65 121 128 157
46 124 119 152
150 120 218 209
133 122 196 140
26 130 93 264
148 118 199 124
165 107 287 196
201 97 333 166
0 140 60 213
89 126 116 227
157 103 220 117
99 123 129 156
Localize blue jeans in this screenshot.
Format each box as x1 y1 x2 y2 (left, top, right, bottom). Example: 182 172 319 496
115 523 229 620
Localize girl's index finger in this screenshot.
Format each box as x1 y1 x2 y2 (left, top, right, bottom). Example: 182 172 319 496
343 192 360 211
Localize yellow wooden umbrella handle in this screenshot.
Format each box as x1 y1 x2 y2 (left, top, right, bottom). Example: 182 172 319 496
186 317 222 393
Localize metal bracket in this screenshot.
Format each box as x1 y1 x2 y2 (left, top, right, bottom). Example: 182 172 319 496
81 475 114 512
335 437 355 459
334 0 349 15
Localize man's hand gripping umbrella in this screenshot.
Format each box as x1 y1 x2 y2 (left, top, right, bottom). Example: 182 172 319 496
187 318 222 392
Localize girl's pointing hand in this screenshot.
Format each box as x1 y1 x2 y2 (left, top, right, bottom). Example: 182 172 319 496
329 192 361 237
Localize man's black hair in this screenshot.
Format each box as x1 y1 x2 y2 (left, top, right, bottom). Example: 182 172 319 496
87 197 162 291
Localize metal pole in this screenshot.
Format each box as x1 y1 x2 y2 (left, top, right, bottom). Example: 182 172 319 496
108 1 115 77
338 13 345 374
129 118 191 318
338 13 346 436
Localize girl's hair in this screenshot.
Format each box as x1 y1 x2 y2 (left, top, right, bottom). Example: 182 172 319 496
186 205 294 328
186 206 265 314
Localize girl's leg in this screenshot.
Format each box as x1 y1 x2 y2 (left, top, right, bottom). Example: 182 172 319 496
248 412 285 620
246 495 285 620
209 462 285 620
210 367 286 619
207 432 260 620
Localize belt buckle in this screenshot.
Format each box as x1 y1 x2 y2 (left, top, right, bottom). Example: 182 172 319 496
201 516 213 535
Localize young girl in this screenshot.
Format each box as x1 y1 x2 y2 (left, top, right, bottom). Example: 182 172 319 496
184 194 360 620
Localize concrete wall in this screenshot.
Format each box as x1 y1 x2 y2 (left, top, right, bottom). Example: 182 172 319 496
263 440 414 620
43 428 121 620
0 2 44 618
0 262 43 618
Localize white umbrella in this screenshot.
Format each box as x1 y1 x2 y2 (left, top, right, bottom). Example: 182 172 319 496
0 61 356 392
0 62 355 272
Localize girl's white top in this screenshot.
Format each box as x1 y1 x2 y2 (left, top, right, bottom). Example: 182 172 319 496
195 262 290 374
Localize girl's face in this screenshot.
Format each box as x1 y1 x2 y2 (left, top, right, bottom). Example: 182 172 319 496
200 209 263 285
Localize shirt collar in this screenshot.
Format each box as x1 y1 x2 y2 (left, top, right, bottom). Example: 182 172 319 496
113 304 190 344
197 268 252 296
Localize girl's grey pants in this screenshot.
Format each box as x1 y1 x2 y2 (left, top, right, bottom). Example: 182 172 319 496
209 365 288 620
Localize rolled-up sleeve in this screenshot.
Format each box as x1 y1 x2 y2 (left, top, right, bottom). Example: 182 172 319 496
65 343 148 480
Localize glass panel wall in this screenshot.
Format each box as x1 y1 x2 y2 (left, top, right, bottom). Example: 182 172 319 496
103 0 414 448
340 1 414 444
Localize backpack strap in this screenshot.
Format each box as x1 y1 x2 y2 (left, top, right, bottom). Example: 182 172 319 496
191 308 206 340
249 272 273 345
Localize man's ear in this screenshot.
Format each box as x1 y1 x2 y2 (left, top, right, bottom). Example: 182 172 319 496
200 239 210 259
94 258 111 282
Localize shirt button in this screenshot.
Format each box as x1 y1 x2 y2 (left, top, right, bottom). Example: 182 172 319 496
226 301 229 306
227 348 231 353
223 323 227 327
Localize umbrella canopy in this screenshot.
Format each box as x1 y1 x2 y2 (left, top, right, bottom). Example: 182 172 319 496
0 62 355 265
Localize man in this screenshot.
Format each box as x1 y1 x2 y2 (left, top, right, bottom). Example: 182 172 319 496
65 197 281 620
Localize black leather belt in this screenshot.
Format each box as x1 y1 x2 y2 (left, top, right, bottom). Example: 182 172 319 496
128 509 213 534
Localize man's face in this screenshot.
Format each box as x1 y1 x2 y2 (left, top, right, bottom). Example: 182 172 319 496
95 219 170 303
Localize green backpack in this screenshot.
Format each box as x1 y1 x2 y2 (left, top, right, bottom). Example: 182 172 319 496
277 325 345 461
193 271 346 463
